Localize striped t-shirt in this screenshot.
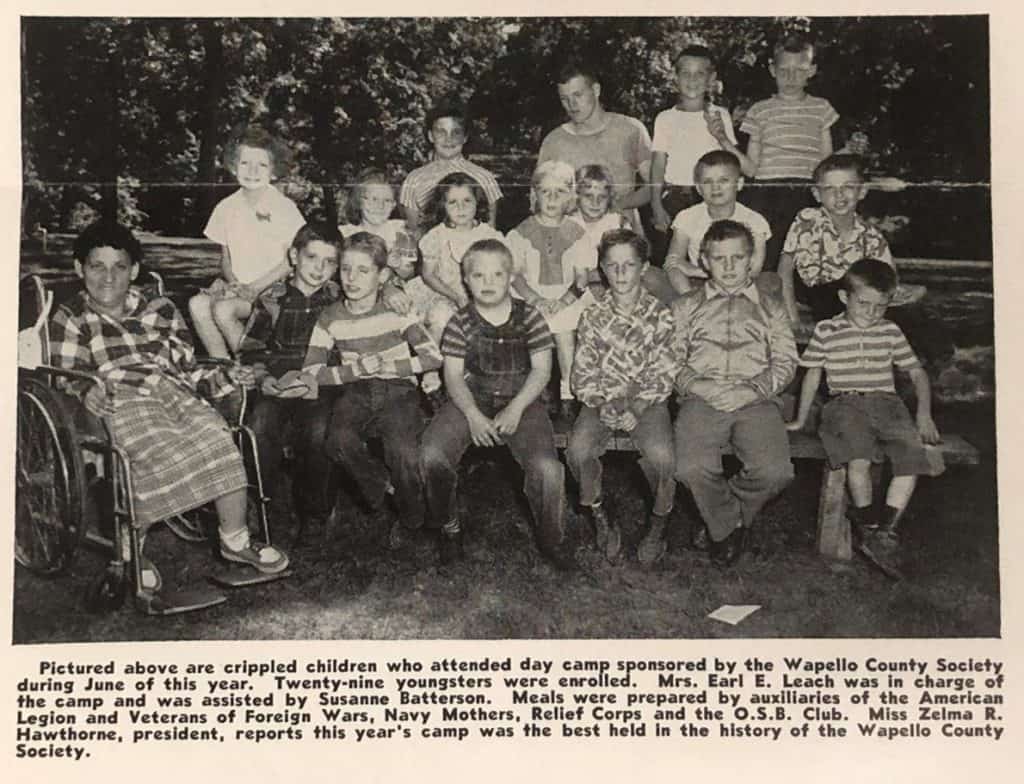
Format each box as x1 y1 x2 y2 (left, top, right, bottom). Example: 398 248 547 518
800 315 921 394
740 95 839 180
399 156 503 214
304 300 442 386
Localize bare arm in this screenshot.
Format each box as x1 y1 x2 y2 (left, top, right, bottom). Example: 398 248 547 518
422 255 468 307
787 365 823 430
777 252 799 323
220 245 237 284
650 151 670 230
444 354 500 447
908 366 940 444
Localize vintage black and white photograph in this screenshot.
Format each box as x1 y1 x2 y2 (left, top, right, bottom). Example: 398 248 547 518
12 14 995 643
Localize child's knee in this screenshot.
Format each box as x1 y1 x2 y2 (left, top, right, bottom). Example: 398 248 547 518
189 293 212 320
419 439 454 475
212 297 239 326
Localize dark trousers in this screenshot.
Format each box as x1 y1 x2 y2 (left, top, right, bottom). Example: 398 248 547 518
325 379 426 527
420 396 566 551
741 178 812 271
248 394 334 518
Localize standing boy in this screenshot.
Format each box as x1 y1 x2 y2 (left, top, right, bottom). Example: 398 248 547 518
400 98 503 232
664 150 771 295
419 239 570 569
673 221 797 567
787 259 940 579
302 233 442 546
239 222 343 536
567 230 677 564
736 35 838 269
650 45 738 262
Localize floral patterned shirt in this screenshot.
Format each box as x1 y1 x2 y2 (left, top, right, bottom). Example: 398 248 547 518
783 207 893 287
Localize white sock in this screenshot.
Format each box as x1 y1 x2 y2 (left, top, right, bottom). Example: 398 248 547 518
220 526 250 552
560 380 573 400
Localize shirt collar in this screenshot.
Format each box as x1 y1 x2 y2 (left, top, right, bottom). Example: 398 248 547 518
704 279 760 305
821 208 868 237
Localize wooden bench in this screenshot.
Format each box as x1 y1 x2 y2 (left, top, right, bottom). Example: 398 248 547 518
551 425 981 561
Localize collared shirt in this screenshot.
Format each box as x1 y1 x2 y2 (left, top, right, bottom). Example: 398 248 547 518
673 279 797 400
783 206 893 287
239 279 340 377
800 315 921 395
572 288 677 415
400 156 504 214
304 299 442 387
50 287 233 401
442 299 554 399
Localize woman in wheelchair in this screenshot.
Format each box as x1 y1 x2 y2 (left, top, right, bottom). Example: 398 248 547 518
48 221 290 590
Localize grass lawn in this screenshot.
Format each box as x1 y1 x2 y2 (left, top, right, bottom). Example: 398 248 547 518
11 402 998 643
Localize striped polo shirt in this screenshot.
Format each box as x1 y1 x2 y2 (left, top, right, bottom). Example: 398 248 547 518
304 300 442 386
740 95 839 180
399 156 503 213
800 315 921 394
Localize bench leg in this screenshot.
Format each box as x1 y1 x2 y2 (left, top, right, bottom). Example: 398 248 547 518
817 466 852 560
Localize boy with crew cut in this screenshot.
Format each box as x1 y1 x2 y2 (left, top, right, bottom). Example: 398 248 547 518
400 98 503 233
736 34 839 269
567 230 678 564
664 150 771 295
240 222 343 534
419 239 570 569
301 233 442 547
673 220 797 567
651 44 739 261
788 258 940 579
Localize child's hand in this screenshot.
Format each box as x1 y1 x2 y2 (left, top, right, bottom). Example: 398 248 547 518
270 370 314 399
359 354 383 376
917 412 941 445
84 383 117 418
493 403 524 436
228 363 258 389
617 410 639 433
467 409 500 447
381 286 412 315
713 383 760 412
574 267 590 291
785 418 806 432
541 298 563 315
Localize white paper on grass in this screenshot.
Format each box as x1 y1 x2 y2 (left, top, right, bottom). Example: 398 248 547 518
708 605 761 625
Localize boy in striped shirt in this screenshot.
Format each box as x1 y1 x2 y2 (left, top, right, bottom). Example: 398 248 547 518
787 259 940 578
302 232 442 545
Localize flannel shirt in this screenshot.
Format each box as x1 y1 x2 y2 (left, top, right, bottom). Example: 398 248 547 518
239 279 340 376
672 279 797 400
572 288 677 417
50 287 233 401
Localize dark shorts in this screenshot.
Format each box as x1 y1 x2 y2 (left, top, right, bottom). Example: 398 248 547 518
819 392 932 476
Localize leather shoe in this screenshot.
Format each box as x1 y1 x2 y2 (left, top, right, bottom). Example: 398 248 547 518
710 526 746 567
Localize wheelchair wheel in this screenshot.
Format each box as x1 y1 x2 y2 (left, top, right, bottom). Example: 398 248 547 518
15 375 88 575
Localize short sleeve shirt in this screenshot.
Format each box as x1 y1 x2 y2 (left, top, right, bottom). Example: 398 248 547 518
441 299 554 398
652 105 737 186
669 202 772 268
800 315 921 394
204 185 305 284
538 113 652 203
783 207 893 286
740 95 839 180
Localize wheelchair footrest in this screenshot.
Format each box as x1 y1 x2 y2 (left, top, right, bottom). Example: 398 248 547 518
208 565 292 588
135 586 227 615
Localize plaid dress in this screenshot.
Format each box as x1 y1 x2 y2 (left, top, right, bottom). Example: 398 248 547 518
50 288 247 525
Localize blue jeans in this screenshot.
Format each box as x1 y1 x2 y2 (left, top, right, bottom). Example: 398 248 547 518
566 402 676 516
419 396 566 551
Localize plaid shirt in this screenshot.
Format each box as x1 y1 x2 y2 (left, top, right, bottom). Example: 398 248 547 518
673 279 797 400
239 279 340 377
572 288 677 416
50 287 233 401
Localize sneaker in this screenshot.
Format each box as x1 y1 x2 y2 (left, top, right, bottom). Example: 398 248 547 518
220 540 290 574
637 514 668 565
438 529 464 565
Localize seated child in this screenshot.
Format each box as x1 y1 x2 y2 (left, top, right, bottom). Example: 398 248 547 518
301 233 442 546
400 98 503 233
419 239 570 569
340 168 440 395
787 258 941 579
238 222 342 533
673 220 797 567
651 44 739 261
779 153 923 325
665 150 771 295
418 172 506 346
507 160 589 418
191 125 305 358
737 34 839 268
567 230 677 565
51 221 289 591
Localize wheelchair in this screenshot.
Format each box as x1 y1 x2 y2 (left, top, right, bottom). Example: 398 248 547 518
15 273 286 616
